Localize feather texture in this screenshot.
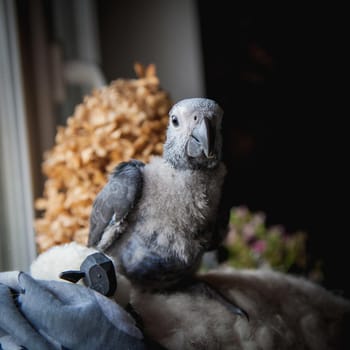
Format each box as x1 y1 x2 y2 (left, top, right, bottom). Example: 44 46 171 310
88 98 228 290
106 157 226 289
88 160 144 250
132 268 350 350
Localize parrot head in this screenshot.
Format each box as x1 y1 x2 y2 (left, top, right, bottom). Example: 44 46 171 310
163 98 223 169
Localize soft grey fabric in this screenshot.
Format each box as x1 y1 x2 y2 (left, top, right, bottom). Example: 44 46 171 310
0 272 147 350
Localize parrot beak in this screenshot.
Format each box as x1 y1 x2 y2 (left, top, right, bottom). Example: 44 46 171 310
187 117 216 158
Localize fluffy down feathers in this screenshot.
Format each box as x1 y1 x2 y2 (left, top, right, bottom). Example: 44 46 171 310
131 268 350 350
88 98 227 290
105 157 226 289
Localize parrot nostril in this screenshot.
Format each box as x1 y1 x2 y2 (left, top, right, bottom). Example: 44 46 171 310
194 115 198 121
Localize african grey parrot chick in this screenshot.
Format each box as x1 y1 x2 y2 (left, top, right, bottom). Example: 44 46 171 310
88 98 228 292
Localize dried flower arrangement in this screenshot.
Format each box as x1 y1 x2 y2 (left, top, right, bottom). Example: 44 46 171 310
34 64 172 252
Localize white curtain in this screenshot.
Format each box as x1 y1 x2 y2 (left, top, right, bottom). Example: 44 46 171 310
0 0 36 271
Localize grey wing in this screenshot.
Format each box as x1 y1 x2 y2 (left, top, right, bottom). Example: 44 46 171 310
88 160 144 248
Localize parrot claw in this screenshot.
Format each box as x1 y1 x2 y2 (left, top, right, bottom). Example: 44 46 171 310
199 281 249 321
221 299 249 320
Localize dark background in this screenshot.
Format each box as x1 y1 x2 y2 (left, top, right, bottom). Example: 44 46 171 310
197 2 347 297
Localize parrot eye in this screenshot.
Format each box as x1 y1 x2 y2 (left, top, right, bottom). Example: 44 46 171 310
194 115 198 121
171 115 179 127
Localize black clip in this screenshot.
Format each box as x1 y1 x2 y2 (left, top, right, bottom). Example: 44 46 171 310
59 252 117 297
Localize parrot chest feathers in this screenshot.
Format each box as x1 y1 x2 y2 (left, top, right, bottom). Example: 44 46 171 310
125 157 226 262
97 156 226 289
119 233 202 289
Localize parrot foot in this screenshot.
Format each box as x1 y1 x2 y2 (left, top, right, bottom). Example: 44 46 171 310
200 282 249 321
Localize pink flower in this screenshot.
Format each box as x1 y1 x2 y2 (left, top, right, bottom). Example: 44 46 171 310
234 206 249 218
251 240 267 254
225 227 238 245
270 225 285 236
242 223 256 241
251 212 265 226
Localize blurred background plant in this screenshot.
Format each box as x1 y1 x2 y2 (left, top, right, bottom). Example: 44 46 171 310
203 206 323 282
